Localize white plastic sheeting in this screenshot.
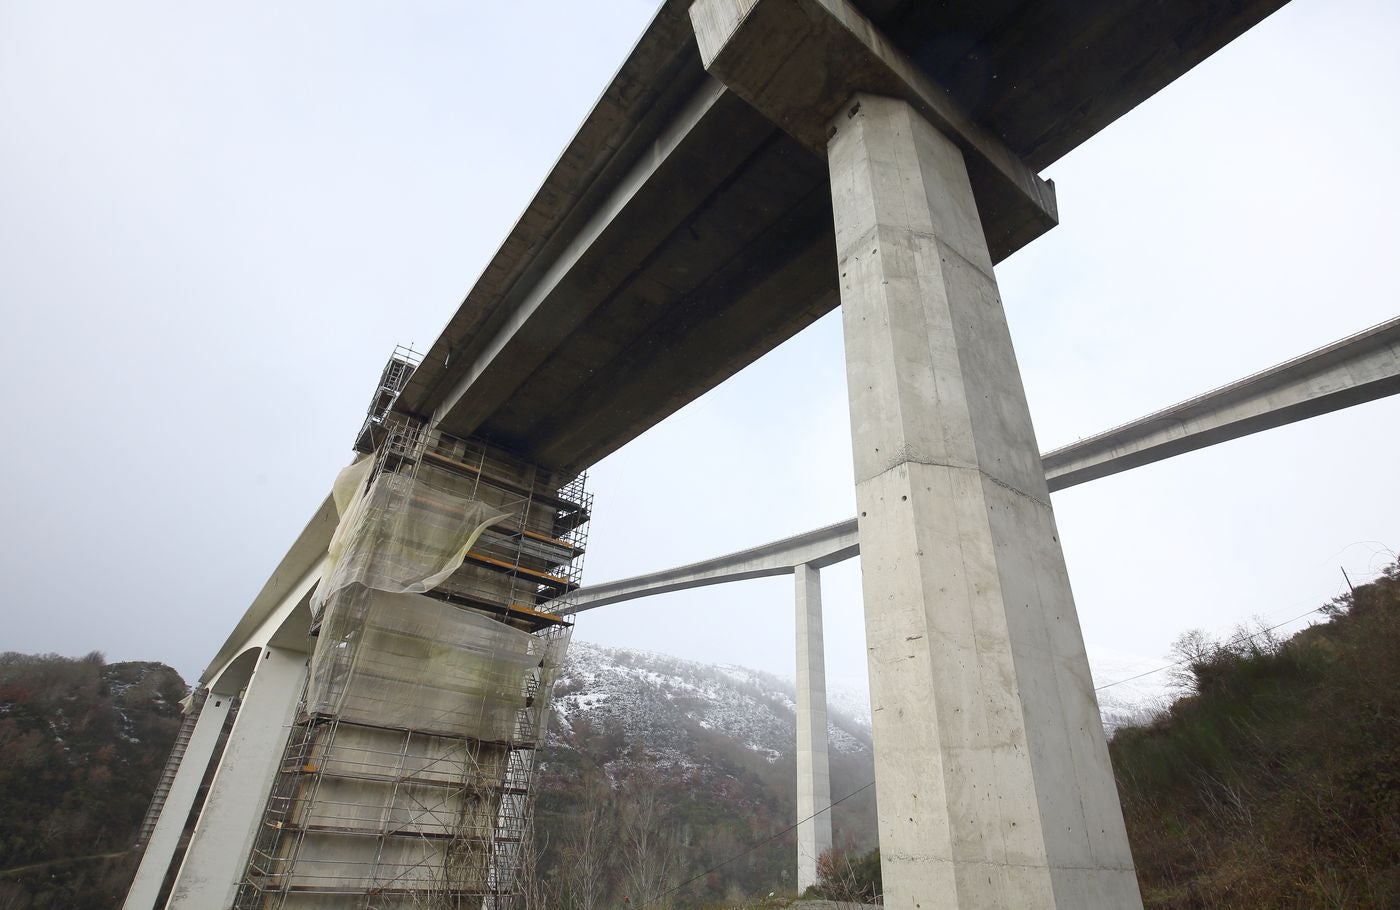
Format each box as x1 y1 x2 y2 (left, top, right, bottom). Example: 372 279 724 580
305 457 568 742
238 433 581 908
311 458 510 617
308 589 569 741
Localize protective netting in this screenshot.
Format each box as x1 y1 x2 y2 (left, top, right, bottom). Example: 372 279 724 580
311 457 512 617
237 418 586 910
308 589 570 740
307 456 525 726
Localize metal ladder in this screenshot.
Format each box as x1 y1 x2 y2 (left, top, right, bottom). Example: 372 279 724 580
132 691 205 849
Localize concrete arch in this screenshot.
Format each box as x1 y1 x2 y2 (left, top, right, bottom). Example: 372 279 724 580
209 646 261 697
199 494 336 693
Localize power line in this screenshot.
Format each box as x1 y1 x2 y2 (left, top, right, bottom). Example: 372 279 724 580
1095 560 1396 694
640 780 876 908
1093 604 1325 692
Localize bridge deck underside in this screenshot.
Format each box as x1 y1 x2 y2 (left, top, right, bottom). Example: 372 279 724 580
393 0 1290 473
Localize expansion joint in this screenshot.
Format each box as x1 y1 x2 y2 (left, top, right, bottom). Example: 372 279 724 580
866 456 1051 510
837 224 996 285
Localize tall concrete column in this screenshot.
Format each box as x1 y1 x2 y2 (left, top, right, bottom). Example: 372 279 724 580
122 693 233 910
793 562 833 892
165 646 306 910
828 94 1142 909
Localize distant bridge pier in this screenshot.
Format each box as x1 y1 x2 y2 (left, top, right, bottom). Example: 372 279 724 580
163 647 307 910
793 563 833 892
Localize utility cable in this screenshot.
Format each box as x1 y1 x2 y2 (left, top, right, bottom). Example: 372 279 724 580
1096 559 1393 692
1093 604 1325 692
640 780 876 907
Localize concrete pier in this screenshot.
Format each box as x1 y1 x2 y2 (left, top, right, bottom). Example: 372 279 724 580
828 94 1142 908
165 647 307 910
794 564 833 892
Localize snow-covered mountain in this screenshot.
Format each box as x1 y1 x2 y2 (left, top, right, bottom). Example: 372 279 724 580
538 638 1164 840
536 641 881 898
1088 645 1175 731
550 640 873 773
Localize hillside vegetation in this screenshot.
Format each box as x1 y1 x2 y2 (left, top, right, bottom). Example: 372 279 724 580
1111 561 1400 909
0 653 186 909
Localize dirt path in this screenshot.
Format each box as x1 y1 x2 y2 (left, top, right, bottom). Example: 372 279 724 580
0 850 130 877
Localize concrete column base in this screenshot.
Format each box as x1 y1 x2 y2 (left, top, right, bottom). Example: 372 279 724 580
827 93 1142 909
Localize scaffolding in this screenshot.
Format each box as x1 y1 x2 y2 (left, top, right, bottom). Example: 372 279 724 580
355 345 423 455
235 362 589 910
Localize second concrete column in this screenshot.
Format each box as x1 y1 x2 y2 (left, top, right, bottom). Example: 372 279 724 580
794 562 833 892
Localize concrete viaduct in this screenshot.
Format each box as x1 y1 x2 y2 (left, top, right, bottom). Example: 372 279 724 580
122 0 1391 907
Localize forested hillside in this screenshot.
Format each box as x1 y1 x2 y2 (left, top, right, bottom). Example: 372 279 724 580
1111 561 1400 909
0 653 186 909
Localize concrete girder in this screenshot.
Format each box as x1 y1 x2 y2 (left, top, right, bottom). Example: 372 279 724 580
200 494 336 690
690 0 1057 262
426 76 740 437
394 0 716 423
1040 314 1400 489
428 84 841 470
565 520 858 613
566 313 1400 610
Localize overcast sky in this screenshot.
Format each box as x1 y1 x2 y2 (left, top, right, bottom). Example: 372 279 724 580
2 0 1396 705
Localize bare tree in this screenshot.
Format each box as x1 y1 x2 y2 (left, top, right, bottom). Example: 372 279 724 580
1169 628 1215 693
1225 616 1283 659
516 828 555 910
562 781 614 910
816 849 861 903
619 773 680 909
